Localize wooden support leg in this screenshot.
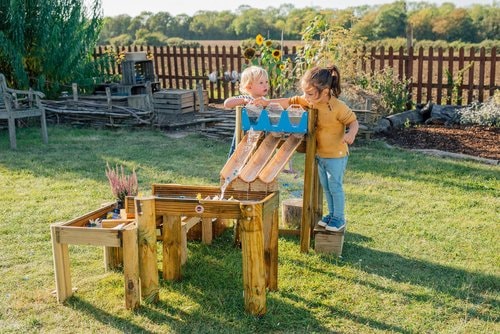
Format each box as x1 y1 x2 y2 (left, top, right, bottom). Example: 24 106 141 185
262 205 279 291
269 208 279 291
201 217 213 244
162 215 182 281
136 198 159 303
51 225 72 303
301 110 317 252
7 115 16 150
240 204 266 316
122 223 140 310
40 110 48 144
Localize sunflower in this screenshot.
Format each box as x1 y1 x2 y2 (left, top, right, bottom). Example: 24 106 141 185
279 64 286 70
255 34 264 46
265 40 273 47
272 49 281 60
243 47 256 60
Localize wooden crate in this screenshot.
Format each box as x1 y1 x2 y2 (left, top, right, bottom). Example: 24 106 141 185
121 60 155 85
314 224 345 256
195 90 209 108
154 89 195 116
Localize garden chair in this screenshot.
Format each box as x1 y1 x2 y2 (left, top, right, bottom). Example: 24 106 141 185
0 73 48 149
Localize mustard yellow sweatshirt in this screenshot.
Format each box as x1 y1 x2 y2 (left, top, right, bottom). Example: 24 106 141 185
289 95 356 158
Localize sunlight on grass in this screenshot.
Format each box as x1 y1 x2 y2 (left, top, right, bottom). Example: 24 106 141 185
0 126 498 333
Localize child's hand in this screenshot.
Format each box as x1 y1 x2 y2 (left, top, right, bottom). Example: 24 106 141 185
253 97 268 107
343 131 356 145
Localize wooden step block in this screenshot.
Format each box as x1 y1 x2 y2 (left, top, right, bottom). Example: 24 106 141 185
314 224 345 256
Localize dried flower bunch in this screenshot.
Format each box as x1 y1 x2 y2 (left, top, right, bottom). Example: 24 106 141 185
105 163 138 202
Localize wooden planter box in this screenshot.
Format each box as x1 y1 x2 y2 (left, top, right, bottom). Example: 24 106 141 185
50 202 140 310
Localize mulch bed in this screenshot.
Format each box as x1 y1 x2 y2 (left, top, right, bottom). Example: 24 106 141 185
376 125 499 161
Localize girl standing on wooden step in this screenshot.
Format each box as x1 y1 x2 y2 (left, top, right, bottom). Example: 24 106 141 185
223 66 269 157
256 65 359 232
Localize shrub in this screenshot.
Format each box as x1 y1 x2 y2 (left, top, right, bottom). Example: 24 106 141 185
458 91 500 127
355 68 412 114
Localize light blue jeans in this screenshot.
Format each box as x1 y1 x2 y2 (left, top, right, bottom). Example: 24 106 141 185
316 156 348 222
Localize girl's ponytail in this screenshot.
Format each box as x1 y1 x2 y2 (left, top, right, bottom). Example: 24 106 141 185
328 65 341 98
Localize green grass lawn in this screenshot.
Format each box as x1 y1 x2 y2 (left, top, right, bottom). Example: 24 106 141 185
0 125 498 333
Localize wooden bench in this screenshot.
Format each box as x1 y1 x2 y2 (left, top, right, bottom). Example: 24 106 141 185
0 73 48 149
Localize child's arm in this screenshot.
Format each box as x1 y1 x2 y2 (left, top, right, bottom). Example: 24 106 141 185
254 96 304 109
224 96 251 109
343 120 359 145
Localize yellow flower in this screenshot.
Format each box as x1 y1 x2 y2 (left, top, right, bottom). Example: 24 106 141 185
243 47 256 60
255 34 264 46
265 40 273 47
272 49 281 60
279 64 286 70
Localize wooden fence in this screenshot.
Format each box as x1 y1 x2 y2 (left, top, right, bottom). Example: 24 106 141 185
94 45 499 105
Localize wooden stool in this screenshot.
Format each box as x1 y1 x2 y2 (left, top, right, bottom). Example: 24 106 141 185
281 198 303 229
314 224 345 256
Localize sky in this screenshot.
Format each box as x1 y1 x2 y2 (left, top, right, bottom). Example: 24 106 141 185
100 0 495 17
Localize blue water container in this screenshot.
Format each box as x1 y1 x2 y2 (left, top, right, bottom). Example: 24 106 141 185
241 108 308 134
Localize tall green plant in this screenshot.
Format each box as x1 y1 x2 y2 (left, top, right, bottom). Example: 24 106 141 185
293 15 367 83
0 0 103 97
445 62 473 105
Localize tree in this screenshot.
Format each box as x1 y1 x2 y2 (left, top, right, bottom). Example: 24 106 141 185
145 12 174 36
432 8 477 42
373 1 408 39
469 3 500 41
98 15 132 44
189 11 236 39
231 8 275 38
351 11 378 40
408 6 437 41
0 0 102 96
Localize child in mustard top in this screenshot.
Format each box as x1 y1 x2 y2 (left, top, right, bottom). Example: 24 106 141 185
257 65 359 231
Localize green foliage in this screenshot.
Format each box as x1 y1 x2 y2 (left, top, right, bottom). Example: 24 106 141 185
108 33 134 47
458 91 500 127
166 38 200 48
294 15 367 83
0 0 103 98
135 31 168 46
98 2 499 44
445 62 473 105
356 68 412 114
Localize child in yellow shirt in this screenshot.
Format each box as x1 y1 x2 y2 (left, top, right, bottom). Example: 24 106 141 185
257 65 359 231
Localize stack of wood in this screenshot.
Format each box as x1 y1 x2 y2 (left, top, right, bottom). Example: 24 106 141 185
43 99 153 127
158 106 235 139
195 109 235 139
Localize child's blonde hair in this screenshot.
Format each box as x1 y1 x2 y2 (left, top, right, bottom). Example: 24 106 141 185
239 66 268 95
